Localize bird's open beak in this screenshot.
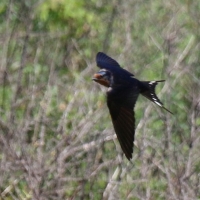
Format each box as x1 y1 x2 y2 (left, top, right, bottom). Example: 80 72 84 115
92 71 110 87
92 73 102 81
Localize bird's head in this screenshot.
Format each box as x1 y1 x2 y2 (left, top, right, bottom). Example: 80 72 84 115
92 69 112 87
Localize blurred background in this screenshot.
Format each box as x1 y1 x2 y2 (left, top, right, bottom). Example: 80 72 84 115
0 0 200 199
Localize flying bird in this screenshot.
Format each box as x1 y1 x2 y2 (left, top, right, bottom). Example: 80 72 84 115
93 52 172 160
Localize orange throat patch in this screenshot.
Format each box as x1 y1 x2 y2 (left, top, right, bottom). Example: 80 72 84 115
93 73 110 87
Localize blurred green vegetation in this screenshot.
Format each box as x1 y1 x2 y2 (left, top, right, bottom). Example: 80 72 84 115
0 0 200 199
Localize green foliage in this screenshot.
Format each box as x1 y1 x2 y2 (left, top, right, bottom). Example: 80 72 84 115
1 0 200 199
35 0 103 35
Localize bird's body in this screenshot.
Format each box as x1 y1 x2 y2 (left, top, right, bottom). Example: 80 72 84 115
93 52 172 160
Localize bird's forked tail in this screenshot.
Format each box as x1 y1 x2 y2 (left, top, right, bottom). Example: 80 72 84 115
140 80 173 114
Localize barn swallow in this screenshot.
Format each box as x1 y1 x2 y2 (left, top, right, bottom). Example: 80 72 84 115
93 52 172 160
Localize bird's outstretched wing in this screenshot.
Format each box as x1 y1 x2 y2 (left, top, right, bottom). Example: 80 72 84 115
96 52 134 77
107 88 139 160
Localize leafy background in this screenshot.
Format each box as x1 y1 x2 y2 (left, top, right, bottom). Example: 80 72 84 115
0 0 200 199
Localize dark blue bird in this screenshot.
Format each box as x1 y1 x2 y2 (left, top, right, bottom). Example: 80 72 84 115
93 52 172 160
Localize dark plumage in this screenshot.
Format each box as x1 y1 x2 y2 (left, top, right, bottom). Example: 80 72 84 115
93 52 172 160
